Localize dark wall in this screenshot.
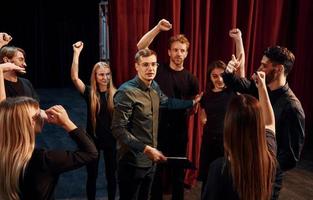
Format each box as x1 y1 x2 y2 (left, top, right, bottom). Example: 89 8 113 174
0 0 100 88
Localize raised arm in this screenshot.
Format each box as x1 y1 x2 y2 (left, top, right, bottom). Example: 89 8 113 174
253 71 275 133
229 28 245 77
137 19 172 50
43 105 98 173
0 68 4 101
0 63 25 101
71 41 86 94
0 32 12 48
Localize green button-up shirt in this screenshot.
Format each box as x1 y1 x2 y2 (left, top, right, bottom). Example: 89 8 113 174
112 76 193 167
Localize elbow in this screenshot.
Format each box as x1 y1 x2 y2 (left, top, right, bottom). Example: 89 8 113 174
71 76 79 82
88 150 99 163
137 43 144 50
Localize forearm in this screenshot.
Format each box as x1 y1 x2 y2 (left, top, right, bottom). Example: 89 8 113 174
71 53 80 81
234 38 245 77
258 86 275 132
0 69 5 102
137 25 161 50
164 98 193 109
112 126 146 152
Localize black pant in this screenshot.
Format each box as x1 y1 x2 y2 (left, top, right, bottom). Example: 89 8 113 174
151 132 187 200
86 146 117 200
118 162 156 200
151 164 185 200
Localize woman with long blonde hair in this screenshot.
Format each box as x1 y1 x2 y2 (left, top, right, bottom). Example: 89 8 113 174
202 71 277 200
0 97 97 200
71 41 117 200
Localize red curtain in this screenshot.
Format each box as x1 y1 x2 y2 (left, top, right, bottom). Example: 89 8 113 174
108 0 313 187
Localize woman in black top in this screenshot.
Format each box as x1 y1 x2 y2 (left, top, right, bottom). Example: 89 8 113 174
202 71 277 200
0 97 98 200
199 29 245 192
71 41 117 200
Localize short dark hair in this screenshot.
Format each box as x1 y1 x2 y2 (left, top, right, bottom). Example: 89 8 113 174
264 46 295 76
135 49 157 63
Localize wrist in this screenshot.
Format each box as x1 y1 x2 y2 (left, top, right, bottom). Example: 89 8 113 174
63 120 77 132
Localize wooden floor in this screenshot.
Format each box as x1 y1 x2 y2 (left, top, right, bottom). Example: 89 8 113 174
184 157 313 200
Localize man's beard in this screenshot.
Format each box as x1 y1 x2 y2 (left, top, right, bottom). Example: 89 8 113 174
266 69 277 84
173 57 183 66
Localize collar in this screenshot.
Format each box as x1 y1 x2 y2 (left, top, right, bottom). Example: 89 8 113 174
134 76 151 91
269 82 290 104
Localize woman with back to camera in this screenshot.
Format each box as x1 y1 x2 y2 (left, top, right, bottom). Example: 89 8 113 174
202 71 277 200
0 96 98 200
71 41 117 200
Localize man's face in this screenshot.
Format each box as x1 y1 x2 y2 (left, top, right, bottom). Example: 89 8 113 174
135 55 158 85
168 41 188 67
257 56 279 84
9 51 27 69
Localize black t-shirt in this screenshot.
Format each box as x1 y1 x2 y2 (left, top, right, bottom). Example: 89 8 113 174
202 129 276 200
155 63 199 125
4 77 39 101
82 86 115 148
154 63 199 150
200 87 235 138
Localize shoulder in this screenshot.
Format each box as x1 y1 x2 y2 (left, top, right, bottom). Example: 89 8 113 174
18 77 33 85
209 157 227 172
281 90 305 118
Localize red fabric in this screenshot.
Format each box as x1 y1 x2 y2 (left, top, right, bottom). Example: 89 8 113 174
108 0 313 187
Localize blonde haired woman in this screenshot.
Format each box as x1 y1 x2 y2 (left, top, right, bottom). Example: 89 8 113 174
0 97 98 200
71 41 117 200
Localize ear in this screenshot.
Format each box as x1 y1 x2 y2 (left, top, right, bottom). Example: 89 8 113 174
3 57 10 63
184 50 188 58
276 64 284 75
135 63 139 72
168 49 171 57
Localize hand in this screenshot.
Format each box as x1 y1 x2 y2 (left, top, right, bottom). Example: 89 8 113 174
0 63 26 74
144 145 167 163
193 92 203 105
252 71 266 88
157 19 172 31
0 32 12 47
46 105 77 131
73 41 84 54
229 28 242 41
225 54 242 74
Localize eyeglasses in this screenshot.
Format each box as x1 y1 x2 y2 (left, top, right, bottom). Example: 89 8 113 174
139 62 159 68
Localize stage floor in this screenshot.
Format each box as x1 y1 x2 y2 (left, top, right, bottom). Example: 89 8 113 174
36 87 313 200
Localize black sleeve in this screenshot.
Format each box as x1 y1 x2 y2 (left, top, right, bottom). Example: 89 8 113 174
266 129 277 155
277 106 305 171
38 128 98 174
81 85 90 101
189 73 199 96
222 72 258 97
